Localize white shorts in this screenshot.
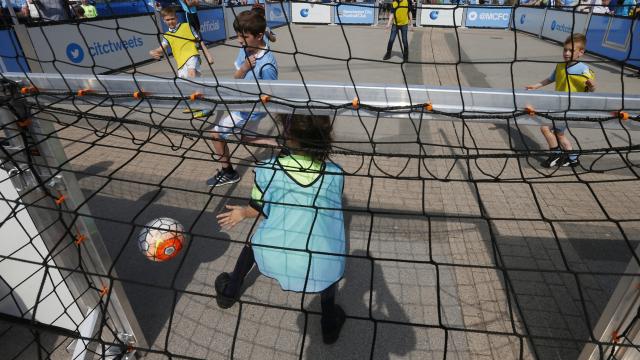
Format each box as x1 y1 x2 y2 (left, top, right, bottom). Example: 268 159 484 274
178 56 201 79
213 111 267 140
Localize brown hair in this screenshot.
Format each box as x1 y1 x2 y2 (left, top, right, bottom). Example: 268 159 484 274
280 114 333 162
160 6 177 18
233 10 266 37
564 33 586 50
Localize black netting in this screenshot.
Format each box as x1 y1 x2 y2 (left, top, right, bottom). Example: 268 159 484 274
1 1 640 359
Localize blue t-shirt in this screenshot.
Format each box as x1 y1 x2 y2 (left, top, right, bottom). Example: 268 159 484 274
547 62 590 82
178 0 196 14
234 47 278 120
614 0 636 16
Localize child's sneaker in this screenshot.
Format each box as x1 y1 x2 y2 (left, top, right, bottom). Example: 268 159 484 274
192 109 213 119
207 169 240 187
214 272 237 309
321 305 346 345
558 155 580 167
541 153 562 168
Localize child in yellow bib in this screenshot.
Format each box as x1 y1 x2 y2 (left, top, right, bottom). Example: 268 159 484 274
526 33 596 168
149 7 213 79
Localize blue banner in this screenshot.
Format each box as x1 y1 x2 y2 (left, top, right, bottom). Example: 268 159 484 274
266 1 291 28
160 7 226 44
465 7 512 28
198 7 226 43
334 3 375 25
0 29 29 72
586 14 639 68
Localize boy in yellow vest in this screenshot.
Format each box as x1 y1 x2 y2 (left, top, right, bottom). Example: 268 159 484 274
383 0 413 62
526 33 596 168
149 7 213 79
80 0 97 18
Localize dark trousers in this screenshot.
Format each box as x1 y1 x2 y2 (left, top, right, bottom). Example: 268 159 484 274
226 245 338 316
386 24 409 55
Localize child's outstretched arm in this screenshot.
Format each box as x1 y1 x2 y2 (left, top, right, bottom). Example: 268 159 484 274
526 78 553 90
149 44 168 59
585 78 596 92
217 204 259 230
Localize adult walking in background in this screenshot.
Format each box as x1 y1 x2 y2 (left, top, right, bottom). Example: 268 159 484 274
382 0 413 62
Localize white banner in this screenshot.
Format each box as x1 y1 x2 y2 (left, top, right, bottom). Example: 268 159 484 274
512 7 546 35
27 15 159 74
541 9 589 43
419 5 464 27
291 2 332 24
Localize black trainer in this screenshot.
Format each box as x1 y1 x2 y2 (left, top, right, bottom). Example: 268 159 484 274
382 52 391 60
214 272 237 309
207 169 240 187
558 155 580 167
541 153 562 168
321 305 346 345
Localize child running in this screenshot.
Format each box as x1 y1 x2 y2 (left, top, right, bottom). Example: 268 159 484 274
149 6 214 80
526 33 596 168
215 113 347 345
202 10 278 187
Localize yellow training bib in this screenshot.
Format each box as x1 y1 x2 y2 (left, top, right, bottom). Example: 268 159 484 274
163 23 199 70
554 63 595 93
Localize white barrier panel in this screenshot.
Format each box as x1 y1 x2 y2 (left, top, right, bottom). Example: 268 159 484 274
291 2 332 24
420 5 464 27
512 6 546 35
541 9 589 43
27 16 159 74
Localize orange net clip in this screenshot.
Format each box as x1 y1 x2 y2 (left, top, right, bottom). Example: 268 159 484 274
189 92 203 101
74 234 87 246
54 195 65 205
525 106 535 116
17 118 32 128
77 89 94 97
616 111 630 121
20 86 38 95
612 330 621 344
99 285 109 297
133 90 148 99
351 97 359 110
260 95 271 104
424 102 433 111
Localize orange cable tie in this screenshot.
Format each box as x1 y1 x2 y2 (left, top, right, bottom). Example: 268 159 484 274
17 118 32 128
525 106 535 116
74 234 87 246
54 194 65 205
424 102 433 111
133 90 148 99
617 111 630 121
351 97 359 110
260 95 271 104
77 89 94 97
189 92 203 101
20 86 38 95
99 285 109 297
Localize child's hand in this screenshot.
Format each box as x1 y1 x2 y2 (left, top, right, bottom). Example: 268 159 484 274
217 205 246 230
585 79 596 92
150 49 162 60
526 84 540 90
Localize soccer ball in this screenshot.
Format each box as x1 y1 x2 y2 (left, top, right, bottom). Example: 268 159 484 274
138 217 186 262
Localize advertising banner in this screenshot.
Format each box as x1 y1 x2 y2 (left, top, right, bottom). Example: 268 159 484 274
465 7 512 28
291 2 332 23
512 6 546 35
266 1 291 28
27 15 160 74
586 14 639 68
195 7 227 43
419 5 464 27
161 7 226 43
540 9 589 43
334 3 375 24
0 29 29 72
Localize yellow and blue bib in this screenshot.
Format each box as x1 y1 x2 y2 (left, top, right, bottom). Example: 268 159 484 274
549 62 595 92
163 23 199 70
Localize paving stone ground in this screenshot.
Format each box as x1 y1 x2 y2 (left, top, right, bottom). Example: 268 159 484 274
4 24 640 359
